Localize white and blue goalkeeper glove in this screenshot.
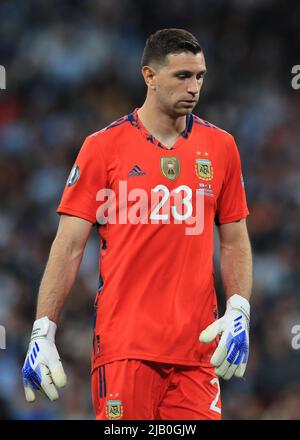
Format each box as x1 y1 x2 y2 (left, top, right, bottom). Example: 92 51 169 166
199 294 250 380
22 317 67 402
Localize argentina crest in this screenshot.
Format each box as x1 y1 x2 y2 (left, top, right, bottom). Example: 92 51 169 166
195 158 213 181
106 399 123 420
161 156 180 180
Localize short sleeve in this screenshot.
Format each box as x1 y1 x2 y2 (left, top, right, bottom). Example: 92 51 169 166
57 134 107 224
215 135 249 225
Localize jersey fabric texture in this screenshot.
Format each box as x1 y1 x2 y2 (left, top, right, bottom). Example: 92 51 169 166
91 359 222 420
57 108 249 372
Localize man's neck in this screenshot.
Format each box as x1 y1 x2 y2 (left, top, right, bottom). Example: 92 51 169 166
137 101 187 149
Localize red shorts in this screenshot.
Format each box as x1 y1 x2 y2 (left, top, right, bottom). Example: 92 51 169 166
91 359 222 420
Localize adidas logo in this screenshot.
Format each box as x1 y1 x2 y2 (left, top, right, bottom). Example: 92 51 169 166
128 165 146 177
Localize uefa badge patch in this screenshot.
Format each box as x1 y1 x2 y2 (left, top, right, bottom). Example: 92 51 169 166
66 164 80 187
241 174 245 188
105 399 123 420
195 158 213 181
161 156 180 180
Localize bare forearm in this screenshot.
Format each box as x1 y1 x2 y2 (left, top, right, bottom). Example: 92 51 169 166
36 235 84 323
219 228 252 301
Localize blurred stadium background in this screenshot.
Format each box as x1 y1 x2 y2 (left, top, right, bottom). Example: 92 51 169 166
1 0 300 420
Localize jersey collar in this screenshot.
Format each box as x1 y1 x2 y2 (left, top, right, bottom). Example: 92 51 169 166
128 108 194 150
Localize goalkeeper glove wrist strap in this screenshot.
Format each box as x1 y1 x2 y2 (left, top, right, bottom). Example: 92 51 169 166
31 317 57 343
226 293 250 321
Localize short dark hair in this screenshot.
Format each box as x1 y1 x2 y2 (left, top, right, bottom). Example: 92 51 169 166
141 28 202 67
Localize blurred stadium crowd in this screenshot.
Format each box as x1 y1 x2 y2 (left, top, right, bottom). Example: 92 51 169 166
1 0 300 420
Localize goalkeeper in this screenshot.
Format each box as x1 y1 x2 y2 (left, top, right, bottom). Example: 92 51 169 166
22 28 252 420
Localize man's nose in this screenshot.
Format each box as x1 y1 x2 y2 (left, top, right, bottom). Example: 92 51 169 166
187 78 200 96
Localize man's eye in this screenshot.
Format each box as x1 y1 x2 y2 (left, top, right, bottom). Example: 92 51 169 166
177 74 187 79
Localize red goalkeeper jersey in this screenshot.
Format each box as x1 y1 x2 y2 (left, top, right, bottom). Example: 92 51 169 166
57 109 249 371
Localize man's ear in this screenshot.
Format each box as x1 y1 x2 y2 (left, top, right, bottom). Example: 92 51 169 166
141 65 157 90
